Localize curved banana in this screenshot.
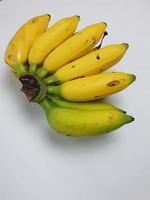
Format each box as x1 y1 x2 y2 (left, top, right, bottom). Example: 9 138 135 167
45 43 128 84
4 14 50 76
48 95 126 113
40 22 107 75
39 98 134 137
48 72 136 102
28 16 80 68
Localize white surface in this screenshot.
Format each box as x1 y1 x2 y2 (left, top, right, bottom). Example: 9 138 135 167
0 0 150 199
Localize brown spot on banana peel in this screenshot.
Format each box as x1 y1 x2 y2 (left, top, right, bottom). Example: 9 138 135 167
85 40 88 44
96 55 100 60
107 80 120 87
71 76 85 81
31 18 37 23
108 116 114 120
99 69 103 73
92 37 96 44
94 96 100 99
7 54 13 60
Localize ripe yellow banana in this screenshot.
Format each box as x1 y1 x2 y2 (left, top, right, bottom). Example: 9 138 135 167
48 95 126 113
40 22 107 75
47 72 136 102
28 16 80 70
45 43 129 84
4 14 50 76
39 98 134 137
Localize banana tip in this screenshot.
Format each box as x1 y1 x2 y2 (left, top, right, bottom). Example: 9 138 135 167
131 74 136 82
125 115 135 124
122 110 127 114
131 116 135 122
129 74 136 84
75 15 80 19
122 43 129 49
102 22 107 26
47 14 51 18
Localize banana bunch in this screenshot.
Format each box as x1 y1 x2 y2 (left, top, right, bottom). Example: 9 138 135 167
4 14 136 137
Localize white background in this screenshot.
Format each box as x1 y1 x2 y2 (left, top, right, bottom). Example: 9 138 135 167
0 0 150 199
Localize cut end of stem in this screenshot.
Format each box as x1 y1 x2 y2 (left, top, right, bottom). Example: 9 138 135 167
19 74 40 102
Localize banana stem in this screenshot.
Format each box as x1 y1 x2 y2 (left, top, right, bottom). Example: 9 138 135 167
47 86 60 95
97 31 108 49
15 64 27 77
37 67 49 79
44 75 57 85
38 97 54 114
32 79 47 102
29 64 37 75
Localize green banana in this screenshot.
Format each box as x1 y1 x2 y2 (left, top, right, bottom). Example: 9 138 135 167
48 95 126 113
39 98 134 137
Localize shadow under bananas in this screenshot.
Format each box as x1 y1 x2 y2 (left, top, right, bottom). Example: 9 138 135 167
40 120 122 154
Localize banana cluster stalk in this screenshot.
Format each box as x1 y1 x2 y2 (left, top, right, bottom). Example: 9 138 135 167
4 14 136 137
